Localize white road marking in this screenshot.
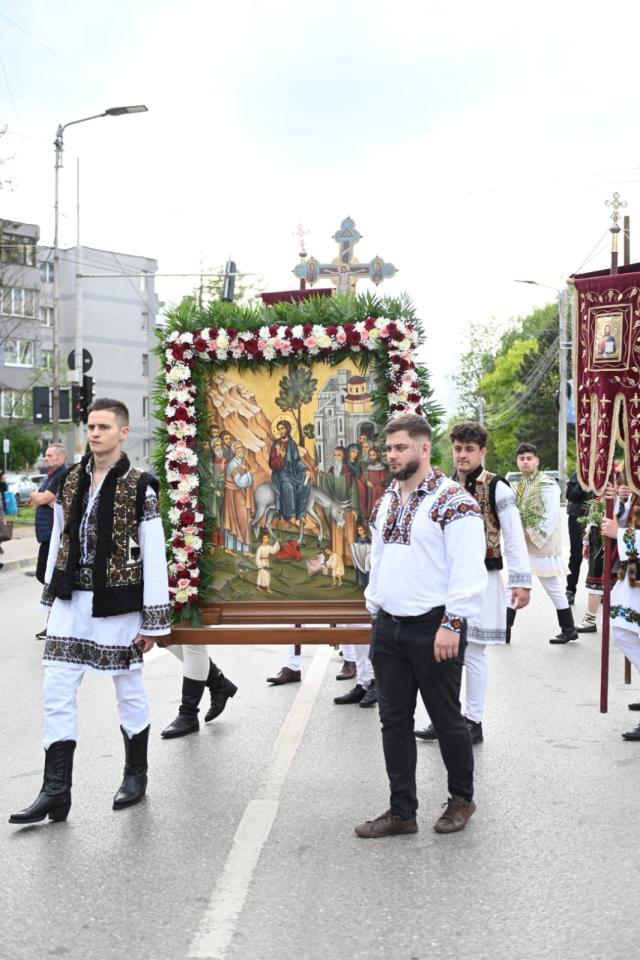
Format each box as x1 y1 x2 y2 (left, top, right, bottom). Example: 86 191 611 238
186 643 333 960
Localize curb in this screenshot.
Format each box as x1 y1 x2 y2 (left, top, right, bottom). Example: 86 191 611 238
1 557 38 574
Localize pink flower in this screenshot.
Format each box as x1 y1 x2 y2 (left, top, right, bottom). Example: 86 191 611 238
177 577 191 589
303 336 317 348
257 338 268 350
336 329 347 344
208 339 217 350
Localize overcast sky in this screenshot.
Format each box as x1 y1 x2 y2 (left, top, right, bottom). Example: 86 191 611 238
3 0 640 410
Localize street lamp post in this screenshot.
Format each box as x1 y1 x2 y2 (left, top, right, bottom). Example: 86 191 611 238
51 105 148 440
514 279 570 496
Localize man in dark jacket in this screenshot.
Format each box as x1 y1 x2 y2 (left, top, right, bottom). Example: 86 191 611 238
565 471 593 604
30 444 67 636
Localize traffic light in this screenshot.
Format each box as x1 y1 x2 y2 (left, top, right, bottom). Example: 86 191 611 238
81 375 94 424
71 384 83 424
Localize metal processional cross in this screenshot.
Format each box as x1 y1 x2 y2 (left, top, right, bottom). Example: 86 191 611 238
292 216 397 294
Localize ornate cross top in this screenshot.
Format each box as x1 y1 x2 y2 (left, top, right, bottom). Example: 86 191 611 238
292 216 397 294
605 192 627 226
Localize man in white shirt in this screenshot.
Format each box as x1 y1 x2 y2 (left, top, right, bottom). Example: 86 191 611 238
354 414 487 839
514 443 578 643
415 421 531 745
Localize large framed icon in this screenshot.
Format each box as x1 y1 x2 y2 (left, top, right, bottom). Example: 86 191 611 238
156 294 435 641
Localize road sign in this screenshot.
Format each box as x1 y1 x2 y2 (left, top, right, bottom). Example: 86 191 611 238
67 348 93 373
2 438 9 453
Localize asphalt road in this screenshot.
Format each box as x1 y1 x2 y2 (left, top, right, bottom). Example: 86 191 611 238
1 565 640 960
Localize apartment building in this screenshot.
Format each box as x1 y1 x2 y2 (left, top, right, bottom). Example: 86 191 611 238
0 217 160 468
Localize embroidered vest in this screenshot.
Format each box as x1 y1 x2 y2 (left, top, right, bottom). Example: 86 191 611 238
473 470 503 571
49 455 157 618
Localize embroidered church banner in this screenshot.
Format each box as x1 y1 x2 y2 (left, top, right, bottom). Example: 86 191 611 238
572 266 640 495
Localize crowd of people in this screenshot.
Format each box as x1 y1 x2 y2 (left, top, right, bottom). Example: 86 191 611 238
8 401 640 840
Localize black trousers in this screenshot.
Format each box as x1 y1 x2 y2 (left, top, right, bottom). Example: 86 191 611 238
35 540 50 585
370 608 474 820
566 516 584 595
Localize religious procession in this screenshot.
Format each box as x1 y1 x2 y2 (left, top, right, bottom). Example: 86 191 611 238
4 10 640 957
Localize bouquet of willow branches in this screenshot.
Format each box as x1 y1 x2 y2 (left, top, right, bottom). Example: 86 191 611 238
578 497 605 531
515 485 546 535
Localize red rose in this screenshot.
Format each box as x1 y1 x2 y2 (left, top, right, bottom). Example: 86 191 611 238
174 405 190 421
245 339 259 354
173 535 185 548
325 325 338 336
194 337 207 353
343 322 355 333
180 508 196 525
347 330 361 346
227 326 238 339
290 337 304 350
302 323 313 335
364 317 376 330
169 574 178 587
408 392 421 403
173 601 184 612
171 345 184 361
269 324 279 336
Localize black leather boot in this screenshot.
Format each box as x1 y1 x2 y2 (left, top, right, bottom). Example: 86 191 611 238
204 660 238 723
550 607 579 644
161 677 205 738
113 725 149 809
9 740 76 824
505 607 517 644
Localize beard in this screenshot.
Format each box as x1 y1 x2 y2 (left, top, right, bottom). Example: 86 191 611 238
390 455 421 481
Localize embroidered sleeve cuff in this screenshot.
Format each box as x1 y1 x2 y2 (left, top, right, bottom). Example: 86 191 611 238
507 572 533 588
41 583 55 607
441 611 464 634
141 603 172 633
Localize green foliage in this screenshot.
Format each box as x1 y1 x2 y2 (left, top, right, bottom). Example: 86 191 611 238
0 424 41 470
452 302 562 474
275 367 318 447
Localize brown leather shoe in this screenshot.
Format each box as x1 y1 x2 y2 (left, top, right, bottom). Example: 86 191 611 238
354 809 418 839
336 660 356 680
433 796 476 834
266 667 301 685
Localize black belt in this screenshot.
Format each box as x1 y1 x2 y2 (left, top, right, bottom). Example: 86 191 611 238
379 607 443 624
73 566 94 591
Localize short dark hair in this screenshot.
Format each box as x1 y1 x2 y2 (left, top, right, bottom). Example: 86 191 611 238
449 421 488 448
88 397 129 426
515 442 537 456
384 413 432 441
276 420 292 435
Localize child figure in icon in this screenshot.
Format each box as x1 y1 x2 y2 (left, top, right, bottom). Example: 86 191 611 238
255 533 280 593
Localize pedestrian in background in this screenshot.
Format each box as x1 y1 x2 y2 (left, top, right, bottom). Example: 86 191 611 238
565 469 593 605
30 444 67 638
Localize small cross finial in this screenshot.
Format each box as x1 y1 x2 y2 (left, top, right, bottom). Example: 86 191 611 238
292 223 310 259
605 192 627 228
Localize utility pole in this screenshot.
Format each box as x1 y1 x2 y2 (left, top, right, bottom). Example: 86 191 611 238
477 395 485 427
558 287 569 498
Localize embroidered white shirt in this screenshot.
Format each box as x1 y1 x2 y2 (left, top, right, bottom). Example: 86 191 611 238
364 469 488 631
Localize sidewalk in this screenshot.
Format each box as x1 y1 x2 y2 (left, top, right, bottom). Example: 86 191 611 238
1 524 38 573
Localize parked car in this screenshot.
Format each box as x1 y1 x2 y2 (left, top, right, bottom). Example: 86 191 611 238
4 473 39 506
30 473 48 488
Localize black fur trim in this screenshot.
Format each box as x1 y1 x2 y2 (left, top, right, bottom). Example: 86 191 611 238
135 472 160 524
485 557 504 571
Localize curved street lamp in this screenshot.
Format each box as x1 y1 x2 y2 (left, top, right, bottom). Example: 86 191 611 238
51 105 148 439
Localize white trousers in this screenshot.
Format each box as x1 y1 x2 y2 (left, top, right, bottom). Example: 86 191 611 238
164 643 210 681
462 641 488 723
287 643 301 670
537 574 569 610
613 626 640 672
43 662 149 748
352 643 374 688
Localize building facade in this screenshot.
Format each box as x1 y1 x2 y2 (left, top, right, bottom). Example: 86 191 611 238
0 217 160 469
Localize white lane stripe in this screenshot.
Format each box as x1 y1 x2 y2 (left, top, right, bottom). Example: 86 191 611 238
186 643 333 960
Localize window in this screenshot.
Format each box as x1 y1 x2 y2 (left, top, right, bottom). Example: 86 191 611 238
40 261 54 283
1 287 37 318
142 353 149 377
40 306 53 327
143 438 150 459
1 242 36 266
315 418 322 438
0 389 29 419
141 310 148 331
42 348 54 371
142 396 149 419
4 339 34 367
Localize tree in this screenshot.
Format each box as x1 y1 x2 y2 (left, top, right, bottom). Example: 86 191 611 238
0 423 41 470
449 319 501 418
275 366 318 447
184 263 265 308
